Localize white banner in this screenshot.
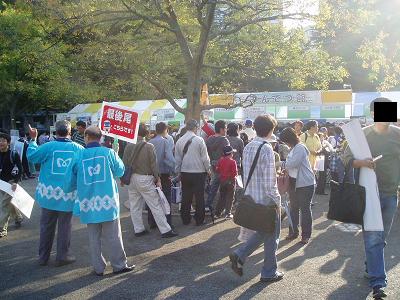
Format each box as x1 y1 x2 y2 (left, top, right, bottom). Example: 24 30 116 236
341 120 383 231
234 91 321 106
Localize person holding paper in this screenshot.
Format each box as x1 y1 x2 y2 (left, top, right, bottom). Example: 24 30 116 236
0 133 23 238
27 121 84 267
342 98 400 299
65 126 134 276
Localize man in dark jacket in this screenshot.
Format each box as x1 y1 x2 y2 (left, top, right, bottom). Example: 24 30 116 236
205 120 229 210
0 132 23 238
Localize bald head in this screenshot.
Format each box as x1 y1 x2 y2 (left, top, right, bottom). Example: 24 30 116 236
84 125 102 143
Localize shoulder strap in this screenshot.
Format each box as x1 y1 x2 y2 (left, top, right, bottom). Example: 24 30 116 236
129 142 146 166
182 136 195 160
305 133 308 143
10 150 16 166
243 141 267 193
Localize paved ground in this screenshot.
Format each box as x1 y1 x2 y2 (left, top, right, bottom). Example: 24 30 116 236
0 178 399 300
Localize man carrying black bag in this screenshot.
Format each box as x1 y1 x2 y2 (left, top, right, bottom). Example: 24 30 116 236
228 114 283 283
342 98 400 299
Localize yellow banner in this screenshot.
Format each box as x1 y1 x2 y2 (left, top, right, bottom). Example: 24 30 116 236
322 90 352 104
209 94 234 106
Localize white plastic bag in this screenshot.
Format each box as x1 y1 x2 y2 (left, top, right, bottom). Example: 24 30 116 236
314 155 325 171
171 183 182 204
156 187 171 215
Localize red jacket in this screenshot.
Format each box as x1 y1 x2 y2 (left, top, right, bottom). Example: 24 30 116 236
216 156 238 182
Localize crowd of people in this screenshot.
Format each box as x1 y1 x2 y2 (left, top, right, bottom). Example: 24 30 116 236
0 97 398 299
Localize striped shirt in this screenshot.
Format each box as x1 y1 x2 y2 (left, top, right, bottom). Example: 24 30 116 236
72 132 86 147
242 137 281 207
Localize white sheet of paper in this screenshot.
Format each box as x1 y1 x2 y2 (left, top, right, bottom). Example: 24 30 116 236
0 180 35 219
10 185 35 219
0 180 13 196
342 120 383 231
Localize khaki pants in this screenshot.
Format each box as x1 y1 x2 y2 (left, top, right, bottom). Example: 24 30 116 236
0 191 22 232
128 174 171 234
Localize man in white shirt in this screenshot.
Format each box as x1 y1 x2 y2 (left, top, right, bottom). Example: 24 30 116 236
175 120 211 226
241 119 256 141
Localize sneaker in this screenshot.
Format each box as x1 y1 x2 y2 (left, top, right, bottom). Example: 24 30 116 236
55 255 76 267
113 265 135 274
0 230 7 238
92 270 104 276
229 253 243 277
372 286 387 299
260 271 284 283
161 230 178 238
134 230 149 237
225 213 233 219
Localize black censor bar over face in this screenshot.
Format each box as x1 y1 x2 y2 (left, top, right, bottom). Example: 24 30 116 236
373 102 397 122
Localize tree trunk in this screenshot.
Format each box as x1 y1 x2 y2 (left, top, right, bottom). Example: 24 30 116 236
9 99 17 130
185 75 203 122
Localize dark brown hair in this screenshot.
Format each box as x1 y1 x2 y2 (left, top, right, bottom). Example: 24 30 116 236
279 127 300 147
254 114 277 138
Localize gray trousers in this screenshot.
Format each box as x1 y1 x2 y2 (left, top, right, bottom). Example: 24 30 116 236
39 207 72 263
87 218 128 274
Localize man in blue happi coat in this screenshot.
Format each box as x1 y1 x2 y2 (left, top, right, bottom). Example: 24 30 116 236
27 120 84 267
66 125 134 276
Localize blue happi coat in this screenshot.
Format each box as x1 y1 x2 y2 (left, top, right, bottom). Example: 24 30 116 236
27 138 84 212
65 142 125 224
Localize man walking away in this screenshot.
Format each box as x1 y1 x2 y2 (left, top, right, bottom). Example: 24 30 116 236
175 120 211 226
27 121 84 267
229 114 283 283
300 120 322 171
241 119 256 141
123 125 177 238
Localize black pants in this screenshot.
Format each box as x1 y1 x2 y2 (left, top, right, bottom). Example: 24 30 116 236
39 208 72 263
148 174 172 227
215 180 235 216
315 170 326 194
289 185 315 239
181 172 207 225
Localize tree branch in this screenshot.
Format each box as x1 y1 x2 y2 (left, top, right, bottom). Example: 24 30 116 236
137 73 186 114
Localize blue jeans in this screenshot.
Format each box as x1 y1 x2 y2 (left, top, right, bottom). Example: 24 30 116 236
206 170 220 208
363 194 398 288
234 214 281 278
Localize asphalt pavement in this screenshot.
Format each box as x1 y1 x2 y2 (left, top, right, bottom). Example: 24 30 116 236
0 178 399 300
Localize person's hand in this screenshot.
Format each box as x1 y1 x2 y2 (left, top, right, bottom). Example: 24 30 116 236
361 158 375 169
207 170 212 177
28 124 38 140
120 180 125 187
156 179 162 188
11 183 17 192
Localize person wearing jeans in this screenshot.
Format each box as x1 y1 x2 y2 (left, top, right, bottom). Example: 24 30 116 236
279 127 316 244
229 115 283 283
342 97 400 299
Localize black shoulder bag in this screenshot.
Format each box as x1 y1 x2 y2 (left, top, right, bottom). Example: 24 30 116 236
327 159 366 225
120 142 146 185
233 142 278 234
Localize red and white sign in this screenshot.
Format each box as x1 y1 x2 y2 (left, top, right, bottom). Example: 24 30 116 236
99 102 140 143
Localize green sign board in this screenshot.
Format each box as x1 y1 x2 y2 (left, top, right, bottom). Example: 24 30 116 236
320 105 345 118
287 106 311 119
